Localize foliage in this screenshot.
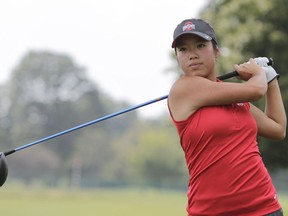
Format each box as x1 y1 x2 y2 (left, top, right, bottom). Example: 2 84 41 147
131 120 187 188
0 50 186 188
200 0 274 71
0 50 139 185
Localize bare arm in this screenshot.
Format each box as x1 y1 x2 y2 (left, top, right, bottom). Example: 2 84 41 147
250 79 286 140
169 59 267 121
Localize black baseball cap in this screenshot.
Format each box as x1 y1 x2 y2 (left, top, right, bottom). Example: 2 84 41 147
172 18 218 48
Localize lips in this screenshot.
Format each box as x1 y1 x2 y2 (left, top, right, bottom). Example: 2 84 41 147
189 62 202 69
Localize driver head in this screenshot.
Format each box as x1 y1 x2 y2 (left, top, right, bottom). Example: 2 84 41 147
0 152 8 186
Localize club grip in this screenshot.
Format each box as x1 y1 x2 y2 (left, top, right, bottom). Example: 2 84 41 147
218 57 274 81
267 57 274 66
218 71 238 81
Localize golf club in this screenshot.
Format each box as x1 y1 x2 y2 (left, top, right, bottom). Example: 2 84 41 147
0 58 274 187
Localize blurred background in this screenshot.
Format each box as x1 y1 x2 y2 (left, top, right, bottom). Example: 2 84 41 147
0 0 287 215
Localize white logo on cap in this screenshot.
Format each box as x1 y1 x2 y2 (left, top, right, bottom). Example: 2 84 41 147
183 22 195 32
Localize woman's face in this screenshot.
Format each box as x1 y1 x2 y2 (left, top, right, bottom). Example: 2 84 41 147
175 34 219 80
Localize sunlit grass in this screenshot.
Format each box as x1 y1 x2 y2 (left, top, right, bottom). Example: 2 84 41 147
0 184 287 216
279 193 288 213
0 185 187 216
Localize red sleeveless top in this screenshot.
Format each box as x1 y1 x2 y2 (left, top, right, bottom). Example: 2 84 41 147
168 101 281 215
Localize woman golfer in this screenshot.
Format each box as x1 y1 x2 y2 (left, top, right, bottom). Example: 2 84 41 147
168 18 286 216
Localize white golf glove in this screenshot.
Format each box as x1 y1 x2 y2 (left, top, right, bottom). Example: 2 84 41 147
254 57 280 83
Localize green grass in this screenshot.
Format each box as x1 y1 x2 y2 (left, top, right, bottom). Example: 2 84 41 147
279 193 288 213
0 185 287 216
0 185 187 216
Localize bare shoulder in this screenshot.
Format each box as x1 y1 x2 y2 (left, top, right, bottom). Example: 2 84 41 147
168 76 208 121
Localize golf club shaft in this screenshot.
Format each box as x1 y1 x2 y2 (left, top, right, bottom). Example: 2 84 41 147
4 95 168 156
4 65 269 157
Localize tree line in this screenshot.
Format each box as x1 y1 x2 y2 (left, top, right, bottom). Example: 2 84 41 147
0 51 187 188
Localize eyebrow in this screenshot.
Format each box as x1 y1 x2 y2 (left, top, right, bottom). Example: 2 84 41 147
176 37 208 47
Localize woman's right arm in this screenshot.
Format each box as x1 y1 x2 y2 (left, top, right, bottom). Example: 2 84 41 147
169 59 267 121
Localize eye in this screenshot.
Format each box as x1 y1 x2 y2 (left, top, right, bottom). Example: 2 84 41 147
178 46 187 52
197 43 206 48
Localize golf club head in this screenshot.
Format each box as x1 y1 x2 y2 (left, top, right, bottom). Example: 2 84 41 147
0 152 8 187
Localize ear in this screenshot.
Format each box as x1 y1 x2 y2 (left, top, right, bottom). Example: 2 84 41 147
214 46 220 59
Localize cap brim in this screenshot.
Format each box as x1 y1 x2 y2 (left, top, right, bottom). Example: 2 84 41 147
171 32 212 48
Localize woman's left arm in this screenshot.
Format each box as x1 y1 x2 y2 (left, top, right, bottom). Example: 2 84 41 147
250 78 286 140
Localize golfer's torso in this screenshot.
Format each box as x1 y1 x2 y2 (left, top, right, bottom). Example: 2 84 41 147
178 103 280 215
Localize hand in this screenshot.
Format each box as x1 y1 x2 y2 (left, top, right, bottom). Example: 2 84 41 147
254 57 280 83
234 58 263 81
261 66 280 83
254 57 270 67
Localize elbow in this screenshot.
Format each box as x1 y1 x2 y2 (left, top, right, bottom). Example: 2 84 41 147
278 120 287 140
267 131 286 141
276 131 286 140
262 124 287 140
279 127 287 140
250 85 267 101
250 89 266 102
274 127 286 140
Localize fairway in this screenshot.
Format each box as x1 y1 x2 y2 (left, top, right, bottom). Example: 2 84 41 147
0 185 287 215
0 185 187 216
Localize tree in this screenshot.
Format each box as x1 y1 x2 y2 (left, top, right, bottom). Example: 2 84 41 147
0 50 139 185
4 51 100 159
131 119 188 188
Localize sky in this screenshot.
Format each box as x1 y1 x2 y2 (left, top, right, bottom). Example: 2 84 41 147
0 0 208 118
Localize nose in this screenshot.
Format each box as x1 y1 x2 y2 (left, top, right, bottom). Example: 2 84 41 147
188 50 198 60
